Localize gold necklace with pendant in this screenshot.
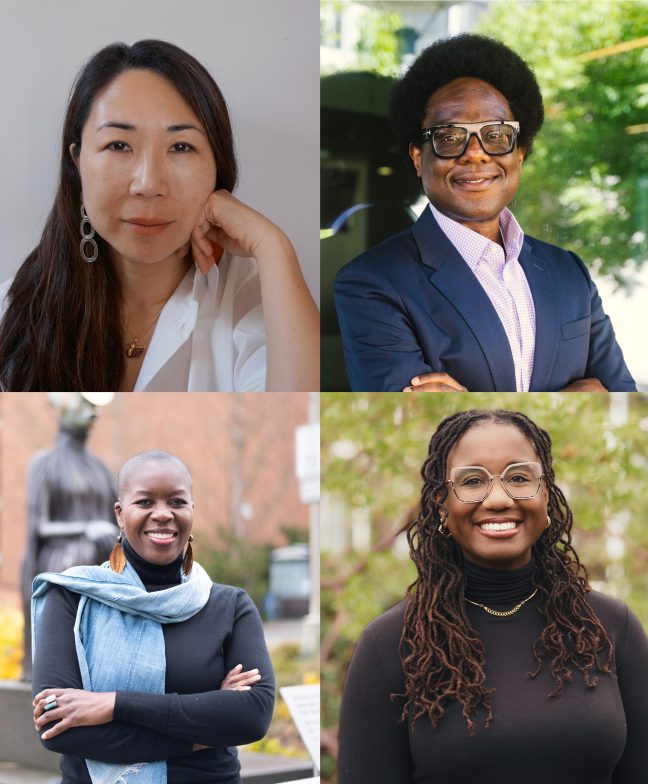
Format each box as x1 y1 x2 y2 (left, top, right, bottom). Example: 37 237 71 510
125 308 164 359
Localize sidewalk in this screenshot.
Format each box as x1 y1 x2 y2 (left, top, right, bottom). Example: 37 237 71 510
0 764 55 784
0 754 314 784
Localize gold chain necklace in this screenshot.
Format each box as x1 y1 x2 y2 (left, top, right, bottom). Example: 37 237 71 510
465 588 538 617
125 307 165 359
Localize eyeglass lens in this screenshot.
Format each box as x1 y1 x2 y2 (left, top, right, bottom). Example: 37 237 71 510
432 124 515 157
450 462 542 503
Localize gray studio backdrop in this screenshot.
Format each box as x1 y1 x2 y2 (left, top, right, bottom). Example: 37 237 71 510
0 0 319 303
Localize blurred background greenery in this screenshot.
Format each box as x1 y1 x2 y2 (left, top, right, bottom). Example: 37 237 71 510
320 391 648 782
321 0 648 389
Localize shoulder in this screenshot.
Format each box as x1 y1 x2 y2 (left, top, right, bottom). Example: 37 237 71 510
586 589 648 667
585 588 630 622
586 589 637 641
523 234 592 278
206 581 259 614
357 601 406 660
348 601 407 687
335 228 419 288
39 582 81 618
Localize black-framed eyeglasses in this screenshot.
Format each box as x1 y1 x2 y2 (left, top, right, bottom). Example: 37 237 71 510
421 120 520 158
446 461 544 504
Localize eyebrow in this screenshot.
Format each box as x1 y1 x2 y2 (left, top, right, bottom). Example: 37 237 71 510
131 487 190 495
428 117 507 126
96 121 205 135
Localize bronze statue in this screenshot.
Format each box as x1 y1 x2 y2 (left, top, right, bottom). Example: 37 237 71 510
21 394 117 680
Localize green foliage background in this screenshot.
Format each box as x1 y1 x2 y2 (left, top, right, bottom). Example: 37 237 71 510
480 0 648 286
321 392 648 782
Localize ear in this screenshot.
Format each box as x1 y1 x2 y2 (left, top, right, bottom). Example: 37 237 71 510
517 145 526 165
69 143 79 166
409 143 423 177
114 501 123 525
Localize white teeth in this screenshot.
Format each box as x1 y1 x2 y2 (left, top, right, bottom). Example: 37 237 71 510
479 522 517 531
146 532 176 540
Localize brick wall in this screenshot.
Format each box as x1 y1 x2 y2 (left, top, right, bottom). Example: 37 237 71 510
0 392 311 607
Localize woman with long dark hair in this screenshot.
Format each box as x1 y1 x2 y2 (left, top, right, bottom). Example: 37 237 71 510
0 40 319 391
338 409 648 783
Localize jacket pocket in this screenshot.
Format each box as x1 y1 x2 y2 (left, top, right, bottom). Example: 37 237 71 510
561 316 591 341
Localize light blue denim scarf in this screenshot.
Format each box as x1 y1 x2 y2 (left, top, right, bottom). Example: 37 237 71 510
32 559 213 784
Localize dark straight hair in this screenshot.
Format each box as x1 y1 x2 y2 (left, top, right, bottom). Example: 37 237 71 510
0 39 237 391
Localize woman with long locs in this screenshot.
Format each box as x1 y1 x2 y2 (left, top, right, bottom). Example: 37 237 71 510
338 409 648 783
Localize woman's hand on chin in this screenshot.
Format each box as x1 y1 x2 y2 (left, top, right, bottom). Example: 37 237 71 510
190 190 285 273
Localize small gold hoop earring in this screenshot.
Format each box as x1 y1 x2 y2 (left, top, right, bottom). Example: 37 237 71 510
437 520 452 538
546 515 552 529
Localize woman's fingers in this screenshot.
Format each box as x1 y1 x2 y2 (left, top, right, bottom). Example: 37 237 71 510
33 689 60 705
33 692 64 736
227 668 259 683
41 716 67 740
35 706 61 731
221 664 261 690
33 691 61 719
191 224 215 274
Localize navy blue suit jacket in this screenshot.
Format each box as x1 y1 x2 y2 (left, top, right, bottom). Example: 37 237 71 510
334 207 636 392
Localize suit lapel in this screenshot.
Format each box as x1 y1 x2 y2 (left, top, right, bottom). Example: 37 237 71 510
519 241 560 391
412 208 517 391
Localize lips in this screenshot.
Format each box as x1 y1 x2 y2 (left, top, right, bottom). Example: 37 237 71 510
452 173 500 190
123 217 173 236
474 518 522 539
144 529 178 545
124 217 172 226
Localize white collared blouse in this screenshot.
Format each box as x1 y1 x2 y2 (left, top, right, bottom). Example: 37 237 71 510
0 254 267 391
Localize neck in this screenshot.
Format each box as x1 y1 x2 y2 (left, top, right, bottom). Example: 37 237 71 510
122 536 183 591
459 216 503 245
463 556 536 605
112 249 192 312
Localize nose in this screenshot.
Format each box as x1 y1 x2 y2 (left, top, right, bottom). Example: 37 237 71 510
482 476 515 509
151 503 174 522
129 150 169 198
459 132 491 163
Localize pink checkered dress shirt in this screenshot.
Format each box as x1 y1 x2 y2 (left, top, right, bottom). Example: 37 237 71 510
429 203 536 392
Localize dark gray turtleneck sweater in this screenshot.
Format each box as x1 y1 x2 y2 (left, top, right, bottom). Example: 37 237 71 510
32 540 275 783
338 558 648 783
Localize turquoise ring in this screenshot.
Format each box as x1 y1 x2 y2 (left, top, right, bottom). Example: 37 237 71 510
43 698 58 712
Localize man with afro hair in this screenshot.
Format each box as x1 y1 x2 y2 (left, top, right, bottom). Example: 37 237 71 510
334 34 635 393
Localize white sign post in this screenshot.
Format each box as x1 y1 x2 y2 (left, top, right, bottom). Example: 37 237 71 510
280 684 320 775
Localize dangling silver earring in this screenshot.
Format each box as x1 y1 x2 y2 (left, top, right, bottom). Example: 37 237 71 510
80 201 98 262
